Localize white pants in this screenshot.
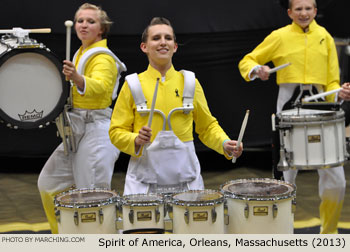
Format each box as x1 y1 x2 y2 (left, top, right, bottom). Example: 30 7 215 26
38 108 120 192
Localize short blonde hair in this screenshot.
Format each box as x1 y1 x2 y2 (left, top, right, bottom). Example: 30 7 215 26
75 3 113 38
289 0 317 8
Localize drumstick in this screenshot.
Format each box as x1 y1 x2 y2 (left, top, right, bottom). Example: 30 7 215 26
147 78 160 127
64 20 73 82
303 88 343 102
0 28 51 34
268 63 291 74
64 20 73 62
232 110 250 163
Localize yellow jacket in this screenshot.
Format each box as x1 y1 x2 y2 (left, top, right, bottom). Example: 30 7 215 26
109 65 230 157
238 20 340 101
72 39 118 109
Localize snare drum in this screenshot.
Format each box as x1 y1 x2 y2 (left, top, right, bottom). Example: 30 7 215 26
0 35 68 129
54 188 119 234
169 190 225 234
277 108 347 170
118 194 165 234
221 178 296 234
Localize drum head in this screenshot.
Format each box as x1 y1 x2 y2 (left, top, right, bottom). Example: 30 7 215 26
172 190 224 206
278 108 343 123
0 48 69 129
55 189 119 208
221 178 296 201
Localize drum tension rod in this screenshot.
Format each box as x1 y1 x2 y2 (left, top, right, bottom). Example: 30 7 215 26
99 208 104 224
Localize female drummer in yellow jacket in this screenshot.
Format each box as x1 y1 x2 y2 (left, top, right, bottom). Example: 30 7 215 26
38 3 125 234
109 17 243 195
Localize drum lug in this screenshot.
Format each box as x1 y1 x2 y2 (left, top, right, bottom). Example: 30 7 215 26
155 207 160 223
224 201 229 225
99 208 104 224
244 203 249 219
129 209 134 224
74 211 79 226
55 208 61 223
272 203 278 218
184 208 190 224
292 198 297 214
164 218 173 232
168 204 173 220
211 207 217 223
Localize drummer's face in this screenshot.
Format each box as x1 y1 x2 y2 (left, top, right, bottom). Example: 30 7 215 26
288 0 317 30
75 9 103 45
140 24 178 67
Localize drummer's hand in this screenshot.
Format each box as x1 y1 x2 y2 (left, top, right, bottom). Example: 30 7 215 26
256 65 270 81
224 140 243 158
62 60 84 90
339 82 350 100
135 126 152 152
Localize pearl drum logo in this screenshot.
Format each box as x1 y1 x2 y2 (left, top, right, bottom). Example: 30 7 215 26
18 109 44 121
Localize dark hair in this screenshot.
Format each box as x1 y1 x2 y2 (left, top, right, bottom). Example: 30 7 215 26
141 17 176 43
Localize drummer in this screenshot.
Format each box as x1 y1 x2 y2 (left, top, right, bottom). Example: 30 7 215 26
38 3 124 234
109 17 243 195
238 0 346 234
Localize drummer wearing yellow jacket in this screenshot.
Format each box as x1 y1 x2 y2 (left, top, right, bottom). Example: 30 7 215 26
38 3 122 234
238 0 346 234
109 17 243 195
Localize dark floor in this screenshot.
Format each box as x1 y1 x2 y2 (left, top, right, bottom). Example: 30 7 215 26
0 150 349 234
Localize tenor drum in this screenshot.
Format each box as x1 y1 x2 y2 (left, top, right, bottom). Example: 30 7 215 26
119 194 165 234
170 190 225 234
277 108 347 170
221 178 296 234
0 35 68 129
54 188 119 234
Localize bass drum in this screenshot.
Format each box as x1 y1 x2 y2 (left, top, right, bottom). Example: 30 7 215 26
0 35 69 129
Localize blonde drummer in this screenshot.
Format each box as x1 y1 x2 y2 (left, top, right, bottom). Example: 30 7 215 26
109 17 243 195
38 3 125 234
238 0 346 234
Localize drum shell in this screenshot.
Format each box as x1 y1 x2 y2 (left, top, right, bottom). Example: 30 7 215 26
57 205 117 234
224 197 294 234
172 203 225 234
55 188 119 234
277 109 347 170
170 190 225 234
119 194 165 233
221 178 296 234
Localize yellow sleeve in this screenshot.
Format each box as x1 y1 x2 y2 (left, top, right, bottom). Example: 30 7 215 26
109 81 139 157
193 80 231 159
324 35 341 102
238 31 281 81
82 54 117 98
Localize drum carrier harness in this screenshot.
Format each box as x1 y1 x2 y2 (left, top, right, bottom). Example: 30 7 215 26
56 47 127 155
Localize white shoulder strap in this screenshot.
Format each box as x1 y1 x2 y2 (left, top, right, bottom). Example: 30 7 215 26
180 70 195 113
72 47 127 100
125 73 148 113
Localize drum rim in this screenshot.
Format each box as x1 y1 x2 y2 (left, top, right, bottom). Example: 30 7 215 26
277 108 344 123
220 178 296 201
0 48 69 129
171 189 225 206
121 193 164 206
54 188 119 208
